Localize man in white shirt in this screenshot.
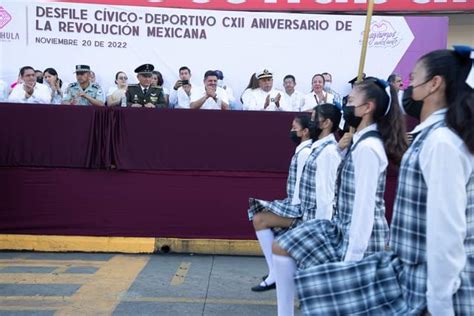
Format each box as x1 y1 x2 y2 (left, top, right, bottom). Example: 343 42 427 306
170 66 192 108
186 70 229 110
282 74 304 112
8 66 51 104
246 69 289 111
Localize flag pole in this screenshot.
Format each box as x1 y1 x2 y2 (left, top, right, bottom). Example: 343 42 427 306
357 0 375 83
347 0 375 134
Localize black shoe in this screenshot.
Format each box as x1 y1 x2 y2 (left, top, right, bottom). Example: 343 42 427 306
251 280 276 292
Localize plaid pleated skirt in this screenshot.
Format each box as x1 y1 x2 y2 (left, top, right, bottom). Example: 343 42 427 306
248 197 302 221
276 218 346 269
248 197 302 236
294 252 474 315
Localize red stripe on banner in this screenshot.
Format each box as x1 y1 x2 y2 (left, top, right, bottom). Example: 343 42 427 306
49 0 474 12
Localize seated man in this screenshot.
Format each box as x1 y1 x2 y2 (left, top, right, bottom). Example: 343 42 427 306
246 69 289 111
8 66 51 104
126 64 166 108
171 66 193 109
282 74 304 112
63 65 105 106
186 70 229 110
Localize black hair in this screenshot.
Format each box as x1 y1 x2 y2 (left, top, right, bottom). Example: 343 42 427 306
316 103 341 133
354 79 408 165
240 73 259 103
419 49 474 153
179 66 191 74
203 70 218 80
152 70 164 86
114 71 126 83
19 66 35 76
284 74 296 83
321 72 332 81
387 73 400 84
43 67 62 88
245 73 259 90
294 114 317 141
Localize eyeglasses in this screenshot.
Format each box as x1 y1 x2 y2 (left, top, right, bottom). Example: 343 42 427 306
118 76 128 80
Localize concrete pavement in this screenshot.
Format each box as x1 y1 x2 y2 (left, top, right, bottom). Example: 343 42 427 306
0 252 300 315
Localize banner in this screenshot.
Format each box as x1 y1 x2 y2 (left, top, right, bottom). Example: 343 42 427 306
51 0 474 13
0 1 448 103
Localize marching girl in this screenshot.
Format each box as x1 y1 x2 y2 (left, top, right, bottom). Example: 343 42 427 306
248 107 341 292
293 48 474 315
248 115 313 292
272 77 407 315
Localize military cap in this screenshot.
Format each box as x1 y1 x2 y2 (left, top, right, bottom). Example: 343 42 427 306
135 64 154 75
256 69 273 80
74 65 91 73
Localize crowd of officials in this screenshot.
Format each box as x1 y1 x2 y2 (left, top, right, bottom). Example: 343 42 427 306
1 63 406 113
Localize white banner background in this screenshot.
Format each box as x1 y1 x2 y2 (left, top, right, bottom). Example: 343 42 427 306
1 1 415 102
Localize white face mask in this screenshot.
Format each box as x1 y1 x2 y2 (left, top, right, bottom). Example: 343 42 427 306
217 79 224 88
323 82 331 91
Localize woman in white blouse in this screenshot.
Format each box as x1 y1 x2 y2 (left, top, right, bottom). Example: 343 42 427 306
106 71 128 107
43 68 63 104
301 73 335 112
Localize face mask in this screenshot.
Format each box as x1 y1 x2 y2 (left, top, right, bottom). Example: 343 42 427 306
402 86 423 120
343 105 363 129
323 82 331 91
217 79 224 88
290 131 301 144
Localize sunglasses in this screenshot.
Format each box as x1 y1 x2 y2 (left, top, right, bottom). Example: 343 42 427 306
118 76 128 80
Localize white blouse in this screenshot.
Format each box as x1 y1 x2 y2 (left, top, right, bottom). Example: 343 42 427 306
291 139 312 205
312 134 341 220
301 91 335 112
413 108 472 316
343 124 388 262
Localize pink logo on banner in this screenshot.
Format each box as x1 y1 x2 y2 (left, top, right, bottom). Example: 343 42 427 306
0 7 12 30
360 20 402 48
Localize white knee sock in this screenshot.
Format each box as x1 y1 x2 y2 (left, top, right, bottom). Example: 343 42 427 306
273 254 296 316
256 229 275 285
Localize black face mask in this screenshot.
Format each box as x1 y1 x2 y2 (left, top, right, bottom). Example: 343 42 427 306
312 119 323 139
343 105 362 129
402 85 424 120
290 131 301 144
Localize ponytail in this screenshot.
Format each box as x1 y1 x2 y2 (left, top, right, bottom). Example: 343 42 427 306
355 80 408 165
420 48 474 153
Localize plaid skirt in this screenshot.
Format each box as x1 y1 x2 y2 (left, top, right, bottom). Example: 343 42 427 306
294 252 474 315
248 197 302 236
276 219 345 269
248 197 302 220
295 252 407 315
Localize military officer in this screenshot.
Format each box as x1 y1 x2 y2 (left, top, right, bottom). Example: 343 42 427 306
126 64 166 108
62 65 105 106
